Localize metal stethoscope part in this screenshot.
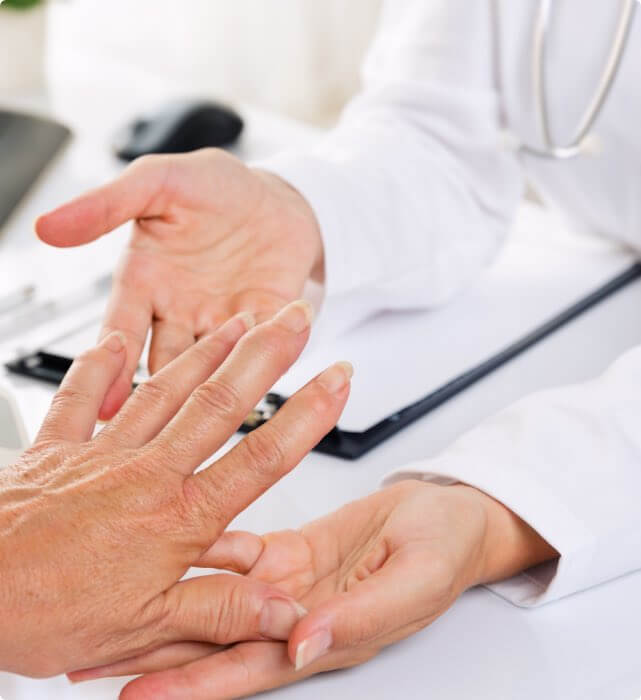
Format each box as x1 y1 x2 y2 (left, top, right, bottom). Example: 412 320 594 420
519 0 637 160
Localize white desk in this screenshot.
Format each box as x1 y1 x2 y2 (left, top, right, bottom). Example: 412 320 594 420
2 84 641 700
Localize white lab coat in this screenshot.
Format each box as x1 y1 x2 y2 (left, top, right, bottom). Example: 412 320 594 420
258 0 641 606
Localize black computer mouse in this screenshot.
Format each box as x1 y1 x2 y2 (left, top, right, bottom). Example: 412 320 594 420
112 99 244 161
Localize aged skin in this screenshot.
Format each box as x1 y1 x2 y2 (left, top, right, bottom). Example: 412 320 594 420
0 300 352 678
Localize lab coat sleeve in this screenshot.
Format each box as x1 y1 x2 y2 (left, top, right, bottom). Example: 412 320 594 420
254 0 523 333
383 345 641 607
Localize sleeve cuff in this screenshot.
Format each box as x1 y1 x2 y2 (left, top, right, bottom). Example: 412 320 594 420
252 151 362 301
381 460 584 608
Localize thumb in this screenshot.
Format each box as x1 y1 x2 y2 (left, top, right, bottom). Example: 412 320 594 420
289 549 453 672
162 574 307 646
35 155 170 248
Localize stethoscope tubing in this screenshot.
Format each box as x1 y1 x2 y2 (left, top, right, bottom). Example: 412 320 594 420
520 0 637 160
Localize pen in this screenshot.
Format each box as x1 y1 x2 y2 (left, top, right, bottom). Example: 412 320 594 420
0 284 36 316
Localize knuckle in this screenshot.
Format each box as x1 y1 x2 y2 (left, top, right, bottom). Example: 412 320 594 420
241 426 287 479
213 580 261 641
25 439 58 457
181 475 226 530
134 377 179 410
51 385 92 410
191 378 242 420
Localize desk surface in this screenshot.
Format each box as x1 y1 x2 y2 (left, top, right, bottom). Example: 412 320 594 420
1 80 641 700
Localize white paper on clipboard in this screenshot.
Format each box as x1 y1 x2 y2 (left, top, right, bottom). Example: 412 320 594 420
271 203 638 431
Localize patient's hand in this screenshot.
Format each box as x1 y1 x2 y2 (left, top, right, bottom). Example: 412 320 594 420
0 300 351 678
75 480 556 699
35 149 323 420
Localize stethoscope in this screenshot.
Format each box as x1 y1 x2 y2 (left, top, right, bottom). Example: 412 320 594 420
520 0 638 160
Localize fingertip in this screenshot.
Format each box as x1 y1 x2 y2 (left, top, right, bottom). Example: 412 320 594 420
316 361 354 395
33 206 73 247
37 192 107 247
287 601 338 668
290 626 333 672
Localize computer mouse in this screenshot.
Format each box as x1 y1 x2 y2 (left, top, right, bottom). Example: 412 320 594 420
112 99 244 161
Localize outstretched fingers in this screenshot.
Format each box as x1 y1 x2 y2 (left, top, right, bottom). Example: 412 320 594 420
148 300 316 475
99 313 254 448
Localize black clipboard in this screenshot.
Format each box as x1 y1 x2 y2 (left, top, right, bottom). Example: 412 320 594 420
6 262 641 459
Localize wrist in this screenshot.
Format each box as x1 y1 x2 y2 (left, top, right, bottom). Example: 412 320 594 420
253 169 325 282
456 484 558 586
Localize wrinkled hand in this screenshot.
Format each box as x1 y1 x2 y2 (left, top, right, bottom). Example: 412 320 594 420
76 480 556 699
35 149 323 419
0 300 352 678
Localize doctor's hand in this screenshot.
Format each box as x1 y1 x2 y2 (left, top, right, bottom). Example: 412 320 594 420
0 300 351 679
35 149 323 420
77 480 557 699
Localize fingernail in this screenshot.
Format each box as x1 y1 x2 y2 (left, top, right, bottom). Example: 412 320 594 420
294 629 332 671
274 300 314 333
317 361 354 394
260 598 308 640
102 331 127 353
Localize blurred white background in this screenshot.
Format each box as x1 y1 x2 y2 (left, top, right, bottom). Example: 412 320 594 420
44 0 382 125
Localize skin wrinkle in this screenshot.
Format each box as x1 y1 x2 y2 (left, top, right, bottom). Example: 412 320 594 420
0 300 348 677
134 155 174 223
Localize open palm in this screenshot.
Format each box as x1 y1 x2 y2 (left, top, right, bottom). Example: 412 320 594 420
36 148 322 419
75 481 494 699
